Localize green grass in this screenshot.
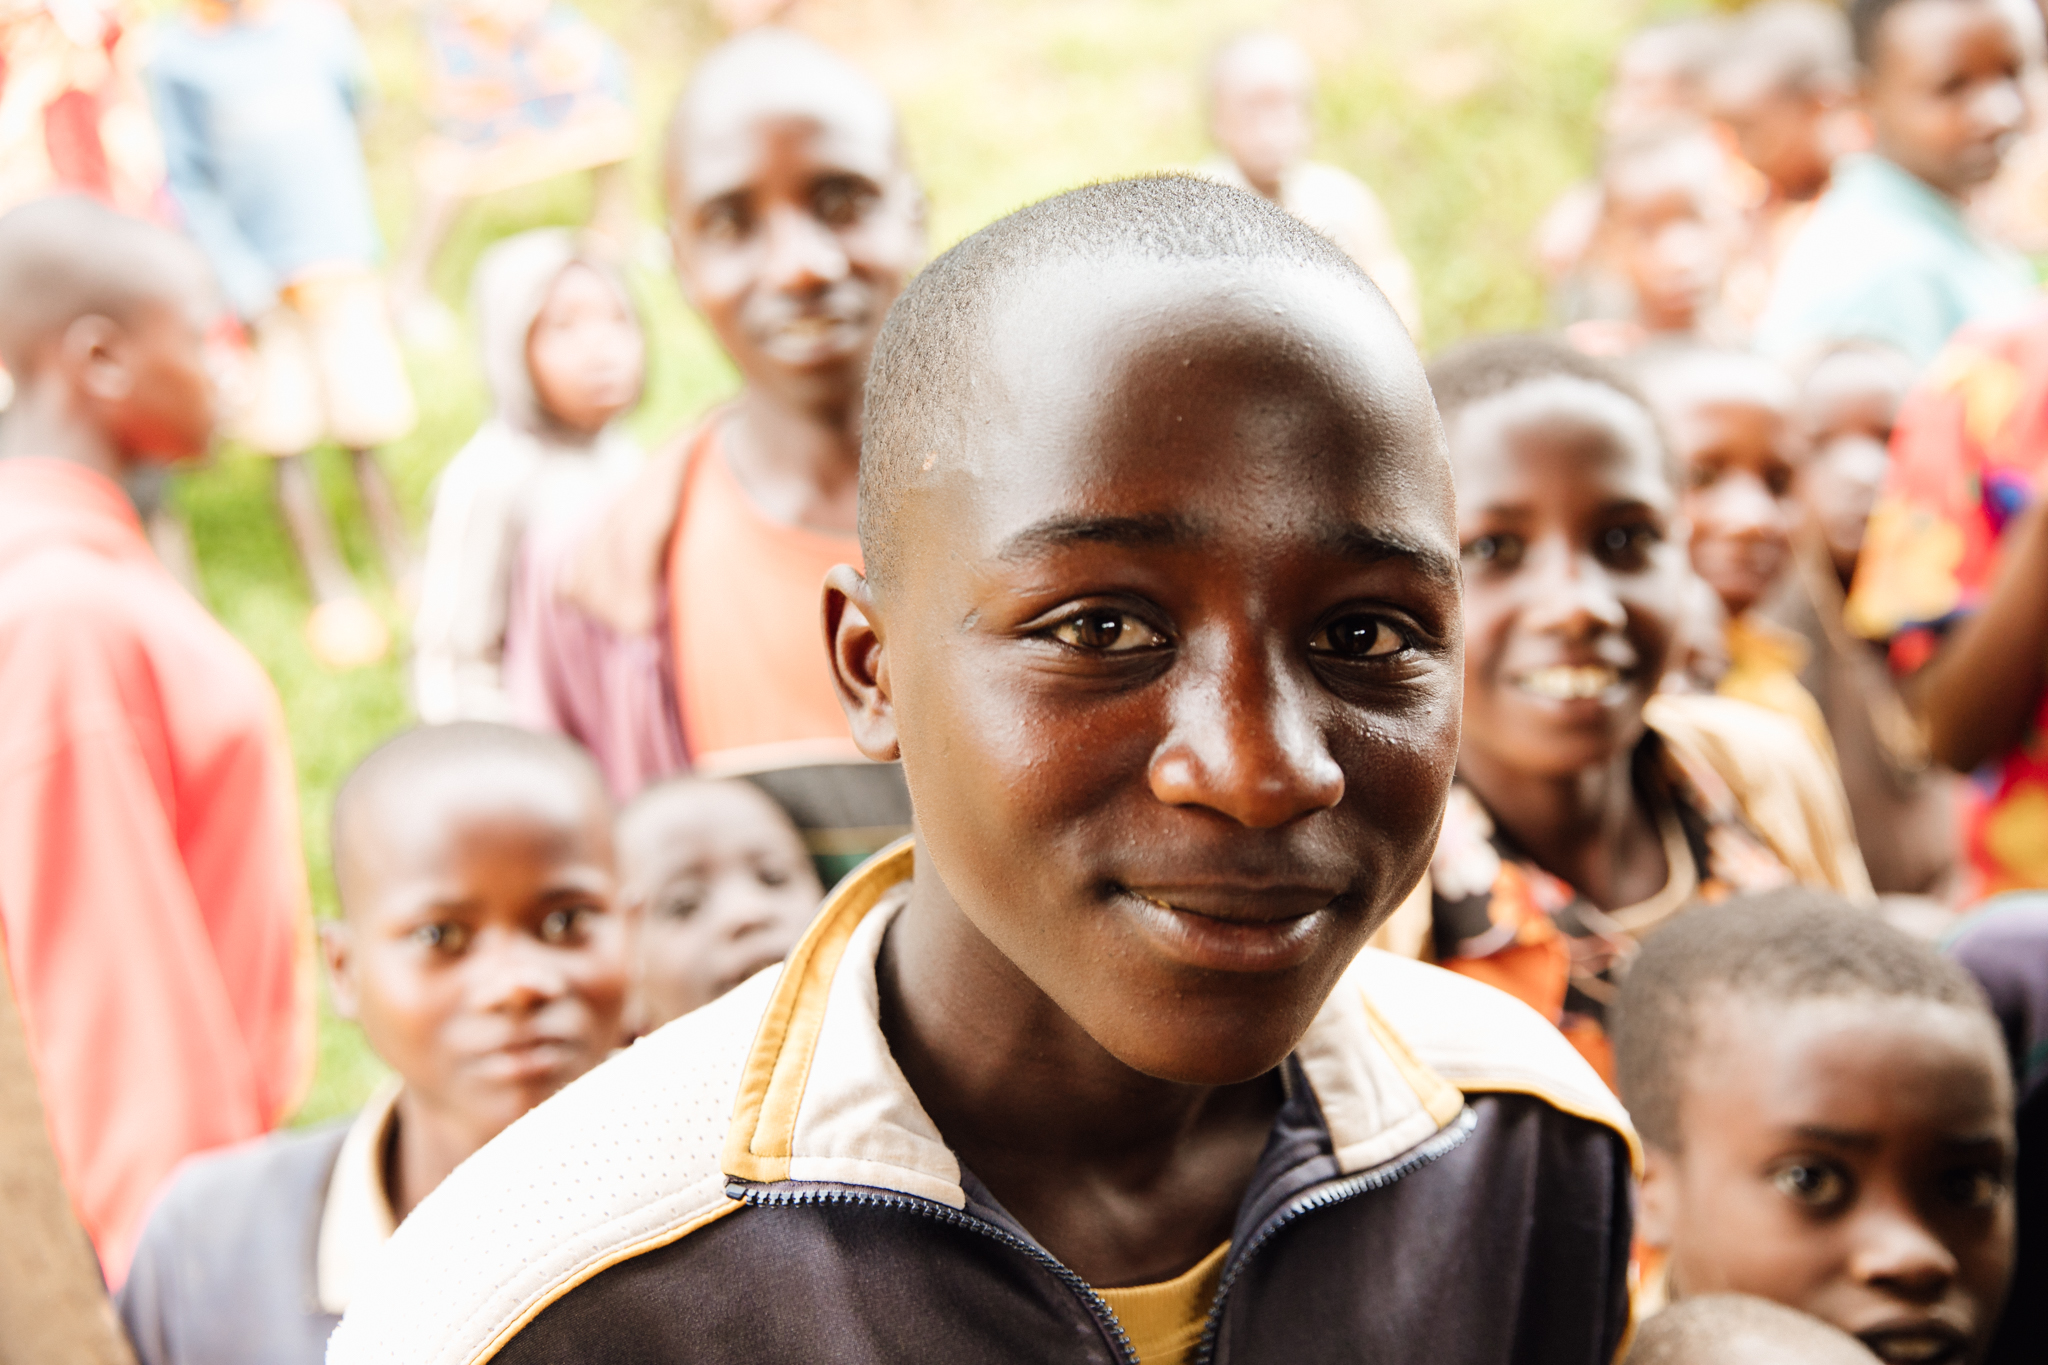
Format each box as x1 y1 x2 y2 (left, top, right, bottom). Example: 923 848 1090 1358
168 0 1686 1124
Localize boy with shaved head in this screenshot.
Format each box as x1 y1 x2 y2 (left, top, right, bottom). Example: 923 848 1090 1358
0 196 312 1287
119 723 627 1365
336 176 1635 1365
506 28 919 881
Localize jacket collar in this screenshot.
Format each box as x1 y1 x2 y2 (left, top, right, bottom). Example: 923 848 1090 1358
721 840 1469 1207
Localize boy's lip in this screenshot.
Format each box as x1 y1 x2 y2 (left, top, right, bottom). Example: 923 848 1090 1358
1856 1319 1971 1365
1116 884 1341 974
471 1036 583 1084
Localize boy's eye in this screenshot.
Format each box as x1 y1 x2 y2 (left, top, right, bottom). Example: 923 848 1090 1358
698 199 751 243
1048 609 1168 653
757 864 792 889
1597 523 1661 564
1771 1159 1850 1209
540 906 597 944
412 922 471 954
811 176 876 227
658 892 703 922
1462 533 1525 570
1939 1166 2007 1211
1308 614 1405 660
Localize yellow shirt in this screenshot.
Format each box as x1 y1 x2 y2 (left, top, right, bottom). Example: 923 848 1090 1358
1718 613 1837 764
1095 1242 1231 1365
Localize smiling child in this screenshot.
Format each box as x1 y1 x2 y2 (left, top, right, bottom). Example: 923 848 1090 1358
118 722 627 1365
1425 334 1869 1083
506 29 919 884
617 775 821 1034
333 177 1638 1365
1614 890 2014 1365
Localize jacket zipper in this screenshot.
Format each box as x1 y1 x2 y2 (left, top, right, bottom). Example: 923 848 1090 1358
1192 1105 1480 1365
728 1181 1141 1365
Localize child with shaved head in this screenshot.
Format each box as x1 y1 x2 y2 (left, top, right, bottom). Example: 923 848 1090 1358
617 776 821 1034
336 175 1636 1365
0 196 312 1285
505 28 919 882
118 722 627 1365
1615 891 2015 1365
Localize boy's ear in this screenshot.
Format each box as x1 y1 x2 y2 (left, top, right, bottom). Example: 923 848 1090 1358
63 314 133 404
1636 1145 1680 1251
319 920 361 1022
823 564 900 762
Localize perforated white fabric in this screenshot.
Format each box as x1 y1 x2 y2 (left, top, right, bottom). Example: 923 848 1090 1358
326 963 779 1365
329 867 1636 1365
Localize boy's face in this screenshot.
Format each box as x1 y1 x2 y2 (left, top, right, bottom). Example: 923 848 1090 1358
527 263 643 436
1210 51 1314 193
1865 0 2027 196
1798 351 1912 579
1643 993 2015 1365
1602 169 1725 335
1453 379 1687 782
1670 390 1802 619
669 91 921 416
1713 80 1838 202
619 783 822 1031
325 786 627 1153
838 260 1461 1086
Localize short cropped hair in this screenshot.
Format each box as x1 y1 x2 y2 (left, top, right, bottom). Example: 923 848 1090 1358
1712 0 1854 100
1612 889 1989 1151
859 174 1373 588
1848 0 1990 69
0 196 207 376
1628 1294 1878 1365
1424 333 1676 483
331 722 609 913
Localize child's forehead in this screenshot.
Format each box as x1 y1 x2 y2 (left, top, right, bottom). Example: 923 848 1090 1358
932 257 1448 539
1449 378 1670 489
620 783 796 856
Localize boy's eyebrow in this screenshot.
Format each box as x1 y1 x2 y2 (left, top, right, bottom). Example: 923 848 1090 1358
1790 1124 1879 1150
997 514 1460 585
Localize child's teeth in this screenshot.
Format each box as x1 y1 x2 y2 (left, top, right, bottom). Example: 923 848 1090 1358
1518 665 1620 701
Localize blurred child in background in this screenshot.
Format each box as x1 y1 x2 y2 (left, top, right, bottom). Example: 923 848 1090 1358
1614 891 2014 1365
1848 302 2048 899
615 775 820 1036
119 722 628 1365
1424 334 1869 1084
1707 0 1860 330
413 230 642 724
1757 0 2034 366
505 30 922 882
1199 28 1422 339
1568 130 1736 355
1765 342 1959 900
1634 345 1835 758
147 0 417 668
1627 1295 1880 1365
0 198 311 1286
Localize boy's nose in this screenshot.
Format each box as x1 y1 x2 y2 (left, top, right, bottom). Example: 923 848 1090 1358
762 203 851 292
1149 637 1344 829
1848 1203 1960 1304
1695 472 1787 539
468 932 570 1014
1520 540 1629 640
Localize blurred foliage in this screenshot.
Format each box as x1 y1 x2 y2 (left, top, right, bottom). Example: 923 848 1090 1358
165 0 1694 1123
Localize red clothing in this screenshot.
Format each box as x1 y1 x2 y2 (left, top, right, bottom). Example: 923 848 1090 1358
669 428 863 766
0 459 312 1286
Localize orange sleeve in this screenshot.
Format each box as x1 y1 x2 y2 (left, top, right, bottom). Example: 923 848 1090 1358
0 603 274 1288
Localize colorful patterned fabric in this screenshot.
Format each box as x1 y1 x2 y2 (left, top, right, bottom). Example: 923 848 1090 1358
1431 725 1800 1083
1847 302 2048 898
422 1 628 152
